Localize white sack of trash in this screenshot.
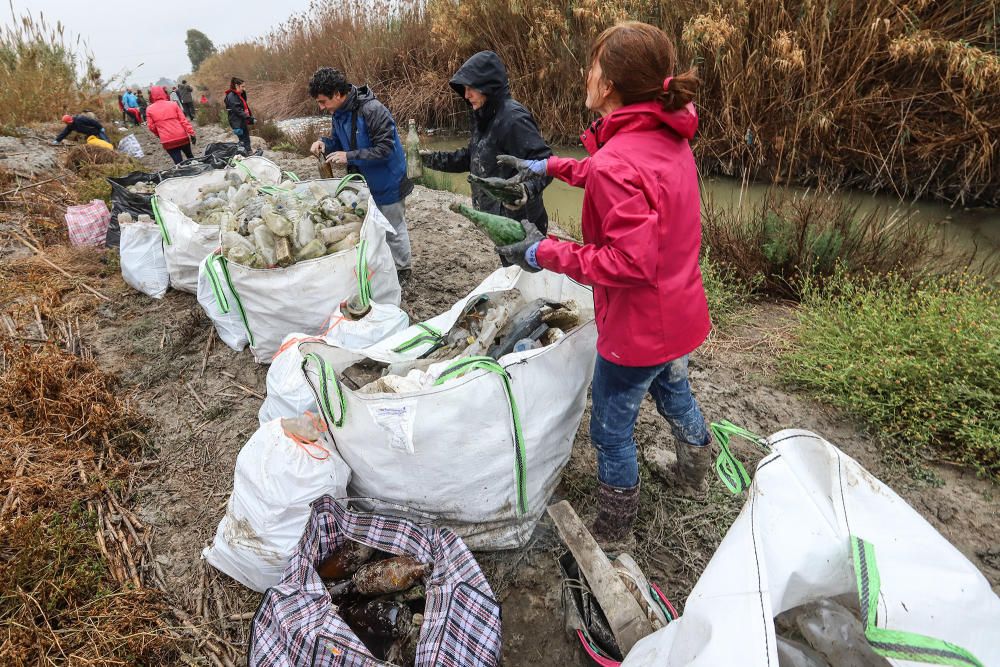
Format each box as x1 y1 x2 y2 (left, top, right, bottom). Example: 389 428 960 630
257 301 410 425
297 266 597 550
118 215 169 299
197 177 401 362
621 429 1000 667
202 416 351 593
153 156 282 293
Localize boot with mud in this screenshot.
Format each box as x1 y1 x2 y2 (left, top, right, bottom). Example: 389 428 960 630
645 439 714 499
590 481 640 554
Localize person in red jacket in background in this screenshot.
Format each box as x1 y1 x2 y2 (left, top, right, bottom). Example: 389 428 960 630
146 86 197 164
494 22 713 547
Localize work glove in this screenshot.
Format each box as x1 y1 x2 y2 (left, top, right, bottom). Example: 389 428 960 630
233 127 244 137
189 134 197 146
497 220 544 273
468 174 528 208
496 154 547 181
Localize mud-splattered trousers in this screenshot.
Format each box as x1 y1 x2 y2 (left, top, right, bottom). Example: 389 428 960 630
590 354 710 488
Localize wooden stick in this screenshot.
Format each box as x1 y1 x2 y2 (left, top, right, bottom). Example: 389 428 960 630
185 381 209 412
0 176 63 198
547 500 654 654
10 233 111 301
200 330 214 377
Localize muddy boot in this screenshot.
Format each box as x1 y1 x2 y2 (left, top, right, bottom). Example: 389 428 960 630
645 440 714 499
590 481 640 554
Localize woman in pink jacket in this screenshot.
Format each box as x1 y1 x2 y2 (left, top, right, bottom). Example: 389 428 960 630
496 22 713 545
146 86 197 164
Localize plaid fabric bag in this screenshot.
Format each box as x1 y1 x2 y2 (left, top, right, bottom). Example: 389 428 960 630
65 199 110 247
248 496 502 667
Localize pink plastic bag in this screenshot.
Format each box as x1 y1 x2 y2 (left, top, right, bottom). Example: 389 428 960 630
65 199 110 247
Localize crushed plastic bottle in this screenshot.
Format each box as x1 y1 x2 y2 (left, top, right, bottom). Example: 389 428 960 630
776 635 831 667
794 599 891 667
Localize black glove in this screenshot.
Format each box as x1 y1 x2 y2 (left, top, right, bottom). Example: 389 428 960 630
496 154 547 181
468 174 528 208
189 134 197 146
497 220 544 273
247 116 256 125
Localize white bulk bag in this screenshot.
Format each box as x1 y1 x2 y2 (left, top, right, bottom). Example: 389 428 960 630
204 179 401 362
197 252 249 351
622 428 1000 667
258 302 410 425
202 419 351 593
119 220 169 299
152 157 281 293
300 267 596 550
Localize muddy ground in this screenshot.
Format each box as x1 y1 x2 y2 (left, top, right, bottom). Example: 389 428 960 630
5 120 998 665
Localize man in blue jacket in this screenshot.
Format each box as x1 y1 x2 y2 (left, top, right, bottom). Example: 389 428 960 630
122 89 141 125
308 67 413 282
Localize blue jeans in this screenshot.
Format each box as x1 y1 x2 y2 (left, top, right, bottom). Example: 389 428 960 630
590 354 710 488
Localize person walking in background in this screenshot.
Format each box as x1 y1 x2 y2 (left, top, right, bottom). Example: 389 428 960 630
177 79 195 120
52 114 108 144
420 51 552 235
122 89 141 125
225 77 254 153
117 93 126 123
136 90 148 121
493 22 714 548
169 87 183 109
308 67 413 282
146 86 197 164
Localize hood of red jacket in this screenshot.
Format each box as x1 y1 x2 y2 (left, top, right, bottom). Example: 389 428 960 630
581 100 698 155
150 86 169 102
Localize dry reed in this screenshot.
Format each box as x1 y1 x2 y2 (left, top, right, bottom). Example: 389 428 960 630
194 0 997 206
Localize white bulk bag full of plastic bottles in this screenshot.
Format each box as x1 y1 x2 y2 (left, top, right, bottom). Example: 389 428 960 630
621 427 1000 667
152 156 281 293
202 418 351 593
257 302 410 425
202 177 401 362
298 267 596 550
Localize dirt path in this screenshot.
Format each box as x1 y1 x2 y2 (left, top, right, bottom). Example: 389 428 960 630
51 121 1000 664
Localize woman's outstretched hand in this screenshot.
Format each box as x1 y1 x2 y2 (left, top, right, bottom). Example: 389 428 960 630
496 154 547 180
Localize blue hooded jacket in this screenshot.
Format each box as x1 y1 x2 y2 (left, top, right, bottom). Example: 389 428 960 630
320 85 412 207
122 92 138 109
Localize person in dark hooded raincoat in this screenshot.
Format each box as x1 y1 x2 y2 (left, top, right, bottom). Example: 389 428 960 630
421 51 553 233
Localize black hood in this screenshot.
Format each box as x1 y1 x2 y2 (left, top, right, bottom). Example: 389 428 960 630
449 51 510 101
336 85 376 115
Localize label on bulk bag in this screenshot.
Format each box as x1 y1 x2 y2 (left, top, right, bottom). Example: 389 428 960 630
367 400 417 454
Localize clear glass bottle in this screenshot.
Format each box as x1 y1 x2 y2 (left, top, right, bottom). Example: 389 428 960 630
405 118 422 180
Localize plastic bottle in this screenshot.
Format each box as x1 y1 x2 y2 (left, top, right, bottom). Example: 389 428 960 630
405 119 422 179
512 338 541 353
316 540 375 581
252 225 278 266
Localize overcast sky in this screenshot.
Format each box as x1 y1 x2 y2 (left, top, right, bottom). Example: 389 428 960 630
4 0 314 87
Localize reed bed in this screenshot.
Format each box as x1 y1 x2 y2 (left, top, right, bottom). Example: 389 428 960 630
195 0 998 206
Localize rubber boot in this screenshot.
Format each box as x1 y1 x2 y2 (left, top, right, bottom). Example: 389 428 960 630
645 439 714 499
591 481 640 554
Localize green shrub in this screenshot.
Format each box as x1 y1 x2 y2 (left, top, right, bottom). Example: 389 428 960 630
781 270 999 478
255 119 286 145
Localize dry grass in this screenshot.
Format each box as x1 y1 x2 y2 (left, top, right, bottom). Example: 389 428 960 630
194 0 998 206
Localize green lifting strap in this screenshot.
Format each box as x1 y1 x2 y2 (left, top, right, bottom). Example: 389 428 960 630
283 170 300 182
355 239 372 308
434 356 528 515
335 172 366 196
150 195 171 245
850 536 983 667
304 352 346 428
391 323 443 354
709 421 769 495
204 253 230 314
233 159 257 181
212 254 254 347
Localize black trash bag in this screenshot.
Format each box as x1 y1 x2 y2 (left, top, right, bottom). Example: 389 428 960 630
201 141 263 169
105 162 216 247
